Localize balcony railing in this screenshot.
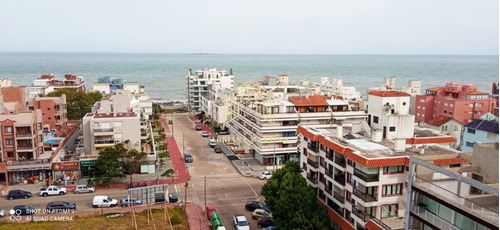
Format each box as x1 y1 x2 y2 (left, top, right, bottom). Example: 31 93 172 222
411 205 461 230
307 158 319 168
352 207 373 222
17 145 33 150
94 140 115 145
333 191 345 204
16 133 32 137
353 189 377 202
94 128 113 132
334 174 345 186
334 155 346 167
354 168 379 182
325 169 333 179
306 173 318 184
9 158 51 165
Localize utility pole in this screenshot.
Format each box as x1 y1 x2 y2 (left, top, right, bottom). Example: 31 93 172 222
273 142 276 172
172 112 174 136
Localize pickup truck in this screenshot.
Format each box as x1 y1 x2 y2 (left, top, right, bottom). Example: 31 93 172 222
233 214 250 230
39 186 67 196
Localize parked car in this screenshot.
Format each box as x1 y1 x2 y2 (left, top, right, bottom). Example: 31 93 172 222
12 205 36 215
208 138 217 147
202 131 209 137
259 171 273 180
6 190 32 200
262 226 278 230
120 197 142 207
46 201 76 211
0 209 5 217
252 208 272 219
154 193 178 203
39 186 67 197
206 205 217 219
184 153 193 163
195 124 202 131
233 214 250 230
74 185 95 194
92 196 118 208
258 217 275 228
214 146 223 153
245 201 269 212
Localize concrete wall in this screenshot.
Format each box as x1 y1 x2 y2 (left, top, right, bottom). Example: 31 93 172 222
472 143 499 184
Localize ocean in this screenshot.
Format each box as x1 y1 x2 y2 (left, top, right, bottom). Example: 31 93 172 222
0 52 497 102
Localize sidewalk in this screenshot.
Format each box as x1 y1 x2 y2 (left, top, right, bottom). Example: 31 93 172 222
160 116 190 183
184 202 210 230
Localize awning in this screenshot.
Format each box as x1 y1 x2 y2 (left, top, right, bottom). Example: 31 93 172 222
7 166 51 172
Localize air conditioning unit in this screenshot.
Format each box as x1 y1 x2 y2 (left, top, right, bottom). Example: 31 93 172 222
6 160 12 165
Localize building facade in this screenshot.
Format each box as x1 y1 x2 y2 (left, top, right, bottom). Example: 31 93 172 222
460 114 499 152
187 68 234 111
33 74 86 93
415 83 497 125
316 77 362 101
32 95 67 130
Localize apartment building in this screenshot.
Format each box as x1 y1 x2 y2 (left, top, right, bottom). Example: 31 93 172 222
32 95 67 130
415 83 497 125
315 77 362 101
460 113 499 152
224 83 366 167
298 126 460 230
93 77 126 94
0 86 31 111
200 84 230 127
187 68 234 111
0 110 47 186
424 117 464 149
406 143 499 230
31 74 86 95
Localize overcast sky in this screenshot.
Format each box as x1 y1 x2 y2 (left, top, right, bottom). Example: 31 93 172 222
0 0 498 54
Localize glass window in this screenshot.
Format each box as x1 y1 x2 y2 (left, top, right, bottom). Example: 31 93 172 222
383 184 402 196
438 204 453 223
467 129 476 134
383 165 403 173
5 139 13 146
389 127 396 132
114 121 122 127
373 116 379 124
4 127 12 133
381 204 398 218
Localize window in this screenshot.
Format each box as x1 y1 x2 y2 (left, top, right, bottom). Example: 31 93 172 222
346 172 355 185
345 191 355 204
347 159 355 167
467 129 476 134
450 103 454 107
402 102 406 106
383 165 404 174
114 121 122 127
444 110 447 114
302 162 307 171
304 136 308 141
420 99 425 102
422 106 425 110
389 127 396 132
488 133 498 140
417 113 420 116
282 131 295 137
345 210 354 224
466 142 474 147
381 204 398 218
5 139 13 146
4 126 12 133
417 106 421 109
449 111 453 115
444 102 448 106
382 184 403 196
449 164 460 168
303 148 307 156
373 116 379 124
7 152 14 157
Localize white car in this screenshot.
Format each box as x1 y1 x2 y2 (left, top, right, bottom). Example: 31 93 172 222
39 186 67 196
92 196 118 208
259 171 273 180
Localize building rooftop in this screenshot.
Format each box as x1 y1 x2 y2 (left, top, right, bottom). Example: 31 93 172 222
289 96 329 106
0 112 34 125
466 119 499 134
426 116 453 126
88 112 137 118
368 91 411 97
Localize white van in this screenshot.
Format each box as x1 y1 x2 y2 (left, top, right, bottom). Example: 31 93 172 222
92 196 118 208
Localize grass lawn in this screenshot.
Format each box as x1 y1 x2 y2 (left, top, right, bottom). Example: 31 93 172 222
0 207 188 230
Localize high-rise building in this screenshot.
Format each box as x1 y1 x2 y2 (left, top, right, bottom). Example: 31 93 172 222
187 68 234 111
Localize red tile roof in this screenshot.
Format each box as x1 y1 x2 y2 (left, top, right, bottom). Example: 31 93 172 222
279 74 288 77
368 91 411 97
426 87 442 92
433 158 462 165
298 127 409 167
468 91 489 95
289 96 329 106
406 136 456 144
365 220 385 230
427 116 453 126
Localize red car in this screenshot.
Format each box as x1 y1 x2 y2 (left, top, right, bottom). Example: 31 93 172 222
206 205 217 219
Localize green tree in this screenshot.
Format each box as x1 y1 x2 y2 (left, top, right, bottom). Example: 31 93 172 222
45 88 102 119
93 145 125 186
120 143 148 184
262 161 329 230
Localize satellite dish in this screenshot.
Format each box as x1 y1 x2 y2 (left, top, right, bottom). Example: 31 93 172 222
382 104 391 113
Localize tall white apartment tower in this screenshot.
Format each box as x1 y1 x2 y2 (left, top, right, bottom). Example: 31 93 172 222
187 68 234 111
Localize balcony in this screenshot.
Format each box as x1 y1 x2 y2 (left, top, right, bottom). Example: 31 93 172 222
94 128 114 132
353 189 377 202
411 205 461 230
334 174 345 186
325 169 333 179
325 153 333 162
324 185 332 195
306 173 318 184
17 145 34 151
334 155 346 167
333 191 345 204
307 143 319 153
352 207 373 222
354 168 379 182
94 140 115 145
307 158 319 168
16 132 32 138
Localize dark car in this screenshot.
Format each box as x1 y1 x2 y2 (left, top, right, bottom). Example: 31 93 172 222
184 153 193 163
214 146 223 153
120 197 142 207
154 193 178 203
245 201 269 212
195 124 202 131
46 201 76 211
258 216 275 228
6 190 32 200
12 205 36 215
